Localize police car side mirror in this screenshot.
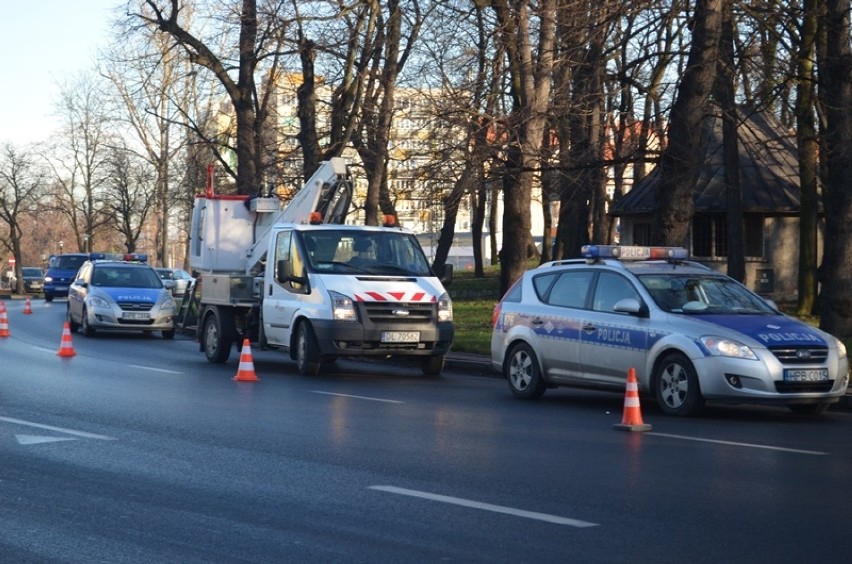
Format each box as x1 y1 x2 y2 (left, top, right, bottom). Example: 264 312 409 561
613 298 646 317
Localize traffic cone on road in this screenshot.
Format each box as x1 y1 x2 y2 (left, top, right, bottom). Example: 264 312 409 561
0 304 9 338
56 322 76 358
23 296 33 314
613 368 652 432
233 339 259 381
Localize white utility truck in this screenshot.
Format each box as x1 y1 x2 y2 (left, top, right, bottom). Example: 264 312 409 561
188 158 454 375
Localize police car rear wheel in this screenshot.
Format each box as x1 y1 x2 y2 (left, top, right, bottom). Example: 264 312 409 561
655 352 704 416
505 342 546 400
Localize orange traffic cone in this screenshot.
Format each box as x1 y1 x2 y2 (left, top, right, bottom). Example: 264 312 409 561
233 339 259 381
613 368 652 432
23 296 33 314
0 304 9 338
57 322 76 358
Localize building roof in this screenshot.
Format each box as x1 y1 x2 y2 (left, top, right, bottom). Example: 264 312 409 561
611 107 808 216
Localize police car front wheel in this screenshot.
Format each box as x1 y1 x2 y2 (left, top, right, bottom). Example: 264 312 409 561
654 352 705 417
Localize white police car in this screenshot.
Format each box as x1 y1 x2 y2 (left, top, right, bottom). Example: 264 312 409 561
490 245 850 416
66 254 177 339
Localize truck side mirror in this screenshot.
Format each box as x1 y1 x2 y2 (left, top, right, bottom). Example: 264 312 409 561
436 263 453 286
277 259 308 288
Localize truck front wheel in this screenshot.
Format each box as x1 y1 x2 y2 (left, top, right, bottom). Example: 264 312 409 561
295 321 321 376
203 310 232 363
421 355 445 377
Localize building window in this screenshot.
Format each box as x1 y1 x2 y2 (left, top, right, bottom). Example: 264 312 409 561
692 213 764 259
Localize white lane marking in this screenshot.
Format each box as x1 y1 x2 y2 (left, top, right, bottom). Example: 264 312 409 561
0 416 115 440
647 432 827 456
311 391 404 404
16 435 77 445
128 364 183 375
29 347 182 374
370 485 599 528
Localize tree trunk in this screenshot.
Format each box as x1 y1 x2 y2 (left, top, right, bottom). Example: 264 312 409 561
796 0 820 316
818 0 852 338
715 0 745 282
651 0 724 246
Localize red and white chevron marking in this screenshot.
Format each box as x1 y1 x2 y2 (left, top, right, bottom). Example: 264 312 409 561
354 291 436 302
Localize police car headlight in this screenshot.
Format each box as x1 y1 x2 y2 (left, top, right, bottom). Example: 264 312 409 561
835 337 847 359
699 336 758 360
44 276 54 283
89 295 111 309
162 295 176 310
438 292 453 323
329 290 357 321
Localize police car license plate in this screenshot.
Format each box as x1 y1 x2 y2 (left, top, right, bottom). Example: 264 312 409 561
123 312 150 321
381 331 419 343
783 368 829 382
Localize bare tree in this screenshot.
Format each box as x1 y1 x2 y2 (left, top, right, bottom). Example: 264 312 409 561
44 73 115 253
132 0 287 195
0 144 46 293
104 144 158 253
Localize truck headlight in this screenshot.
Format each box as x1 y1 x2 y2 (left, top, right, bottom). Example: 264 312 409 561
329 290 357 321
438 292 453 323
699 336 758 360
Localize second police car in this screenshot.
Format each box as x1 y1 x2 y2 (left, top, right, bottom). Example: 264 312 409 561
66 254 177 339
490 245 850 416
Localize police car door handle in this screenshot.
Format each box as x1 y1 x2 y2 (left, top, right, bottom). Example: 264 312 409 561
582 323 596 332
532 318 544 325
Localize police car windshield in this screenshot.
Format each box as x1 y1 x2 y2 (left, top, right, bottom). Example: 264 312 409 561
638 274 776 314
302 230 432 276
92 266 162 289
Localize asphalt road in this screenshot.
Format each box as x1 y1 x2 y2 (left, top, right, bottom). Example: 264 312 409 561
2 297 852 563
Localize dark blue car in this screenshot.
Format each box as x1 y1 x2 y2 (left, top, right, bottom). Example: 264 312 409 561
43 253 91 302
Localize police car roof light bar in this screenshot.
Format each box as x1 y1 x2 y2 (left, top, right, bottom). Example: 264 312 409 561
581 245 688 261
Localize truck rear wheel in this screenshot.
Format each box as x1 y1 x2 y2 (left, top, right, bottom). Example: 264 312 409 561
295 321 321 376
203 310 232 363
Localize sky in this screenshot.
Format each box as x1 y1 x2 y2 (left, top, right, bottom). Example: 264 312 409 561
0 0 119 145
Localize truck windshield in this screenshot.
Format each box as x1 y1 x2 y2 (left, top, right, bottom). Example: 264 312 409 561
302 230 432 276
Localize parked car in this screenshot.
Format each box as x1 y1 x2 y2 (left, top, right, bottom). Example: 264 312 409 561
10 267 45 294
66 254 176 339
490 244 850 416
154 268 194 297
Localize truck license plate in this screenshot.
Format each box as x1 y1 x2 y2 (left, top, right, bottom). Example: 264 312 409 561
783 368 829 382
123 312 150 320
381 331 419 343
